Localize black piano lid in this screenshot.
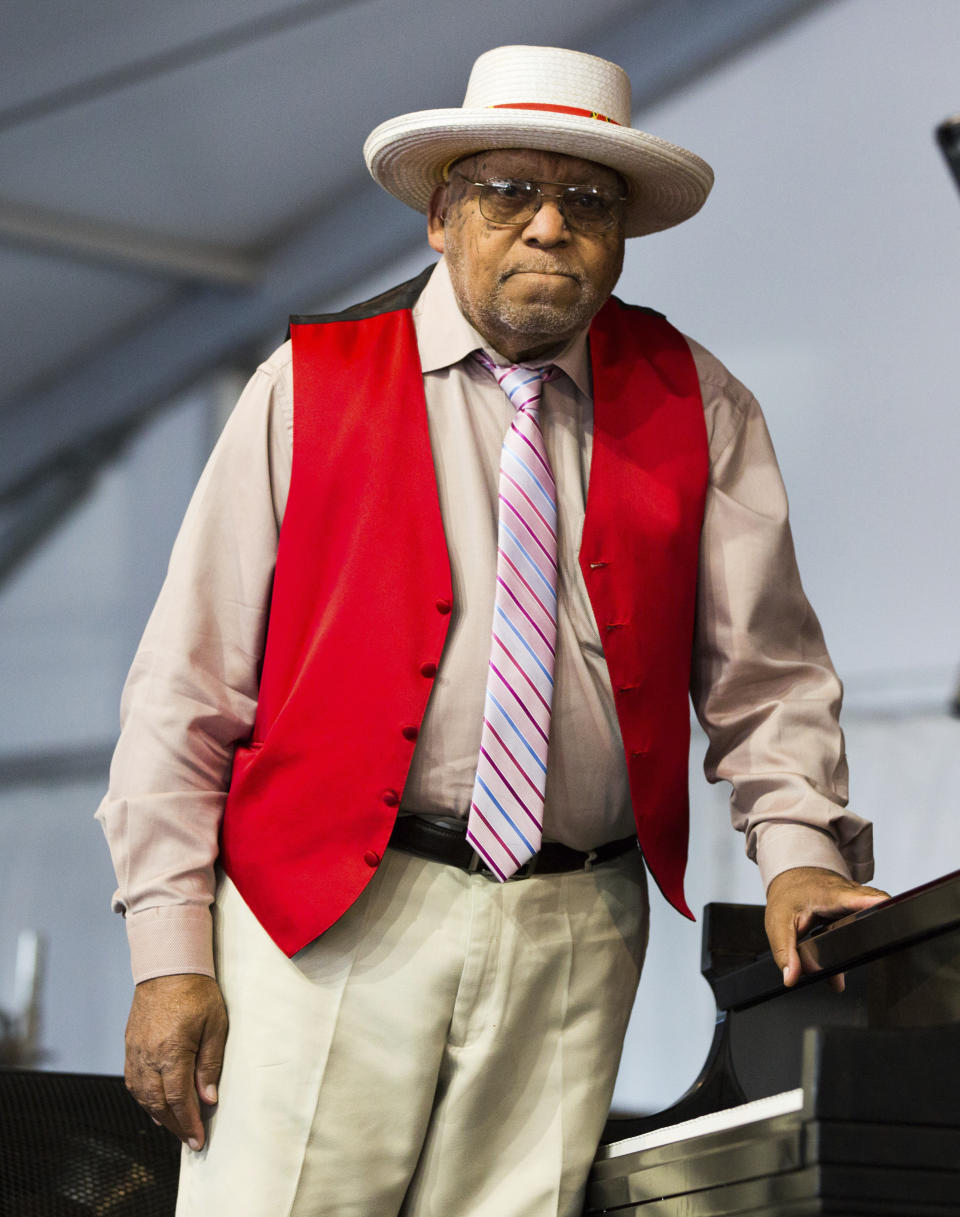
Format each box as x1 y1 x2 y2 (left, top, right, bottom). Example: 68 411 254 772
599 867 960 1143
706 867 960 1013
590 869 960 1213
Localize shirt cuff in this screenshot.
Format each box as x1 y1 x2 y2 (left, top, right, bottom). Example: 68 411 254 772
755 820 875 893
126 904 215 985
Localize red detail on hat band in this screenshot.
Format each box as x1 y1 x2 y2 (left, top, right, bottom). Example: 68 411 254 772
490 102 620 125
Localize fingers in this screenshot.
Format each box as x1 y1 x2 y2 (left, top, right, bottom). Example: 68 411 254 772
161 1048 207 1149
764 866 889 989
766 904 807 988
764 881 815 987
778 938 803 988
194 1001 228 1107
125 1036 204 1147
124 973 228 1151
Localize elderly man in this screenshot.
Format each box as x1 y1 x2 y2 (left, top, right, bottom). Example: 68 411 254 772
98 44 885 1217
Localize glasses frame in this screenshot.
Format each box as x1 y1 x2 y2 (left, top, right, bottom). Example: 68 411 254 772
451 172 627 233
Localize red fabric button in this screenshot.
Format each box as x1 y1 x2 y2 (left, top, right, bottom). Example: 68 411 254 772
381 789 400 806
401 724 419 741
363 850 380 868
435 598 452 614
419 661 438 678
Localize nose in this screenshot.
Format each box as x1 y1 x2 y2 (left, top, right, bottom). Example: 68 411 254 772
520 195 569 246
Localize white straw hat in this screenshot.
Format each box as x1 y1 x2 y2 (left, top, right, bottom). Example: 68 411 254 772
364 45 714 238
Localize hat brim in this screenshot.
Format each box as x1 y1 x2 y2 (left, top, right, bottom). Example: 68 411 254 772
364 108 714 238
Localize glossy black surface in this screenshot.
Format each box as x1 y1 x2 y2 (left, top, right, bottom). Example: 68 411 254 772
591 869 960 1216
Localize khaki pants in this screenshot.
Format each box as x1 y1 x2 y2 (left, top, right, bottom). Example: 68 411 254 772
177 846 649 1217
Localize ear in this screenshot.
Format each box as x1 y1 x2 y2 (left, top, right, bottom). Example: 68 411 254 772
427 184 447 253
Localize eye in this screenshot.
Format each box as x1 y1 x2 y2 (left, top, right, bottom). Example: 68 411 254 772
566 189 607 213
487 179 534 201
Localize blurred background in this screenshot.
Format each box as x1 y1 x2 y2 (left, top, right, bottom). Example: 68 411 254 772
0 0 957 1114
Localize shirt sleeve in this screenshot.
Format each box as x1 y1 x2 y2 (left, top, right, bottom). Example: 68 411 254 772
95 344 293 983
686 337 875 892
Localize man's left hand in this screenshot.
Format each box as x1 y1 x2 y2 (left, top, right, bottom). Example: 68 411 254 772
765 866 889 991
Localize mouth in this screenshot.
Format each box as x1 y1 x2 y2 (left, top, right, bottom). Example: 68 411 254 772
503 268 580 283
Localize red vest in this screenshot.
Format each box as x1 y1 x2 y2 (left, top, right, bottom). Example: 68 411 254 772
220 272 709 957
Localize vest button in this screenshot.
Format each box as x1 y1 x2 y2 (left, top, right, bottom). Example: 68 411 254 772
363 850 380 868
435 598 452 614
381 788 400 806
401 724 419 741
419 661 438 678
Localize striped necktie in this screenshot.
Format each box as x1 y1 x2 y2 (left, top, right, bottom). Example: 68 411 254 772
467 352 558 880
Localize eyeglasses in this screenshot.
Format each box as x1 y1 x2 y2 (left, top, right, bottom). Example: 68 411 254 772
452 173 626 233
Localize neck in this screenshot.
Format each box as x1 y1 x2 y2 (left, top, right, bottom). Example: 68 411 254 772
472 317 575 364
489 337 566 364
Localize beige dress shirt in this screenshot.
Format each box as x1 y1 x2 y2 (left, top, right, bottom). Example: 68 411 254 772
97 259 873 983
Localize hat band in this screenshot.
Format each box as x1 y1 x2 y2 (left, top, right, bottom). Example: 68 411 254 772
489 102 620 125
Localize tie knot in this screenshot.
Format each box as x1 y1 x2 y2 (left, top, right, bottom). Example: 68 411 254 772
472 351 555 414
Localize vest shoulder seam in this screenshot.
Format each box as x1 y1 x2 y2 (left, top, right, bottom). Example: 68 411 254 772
289 263 436 327
610 296 667 321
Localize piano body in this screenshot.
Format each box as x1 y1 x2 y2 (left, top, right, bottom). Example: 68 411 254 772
586 868 960 1216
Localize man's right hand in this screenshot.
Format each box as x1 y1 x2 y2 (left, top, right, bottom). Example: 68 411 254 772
124 973 228 1151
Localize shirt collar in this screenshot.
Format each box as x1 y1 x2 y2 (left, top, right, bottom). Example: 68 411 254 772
413 258 594 398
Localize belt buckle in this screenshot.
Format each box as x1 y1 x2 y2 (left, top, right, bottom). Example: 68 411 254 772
507 856 537 881
467 852 536 881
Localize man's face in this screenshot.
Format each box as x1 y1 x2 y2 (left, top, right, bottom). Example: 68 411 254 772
427 148 626 362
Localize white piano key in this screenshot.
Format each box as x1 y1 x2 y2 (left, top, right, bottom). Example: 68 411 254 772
595 1087 804 1160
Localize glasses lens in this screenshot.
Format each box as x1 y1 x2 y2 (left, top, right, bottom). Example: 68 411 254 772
562 188 621 232
478 179 539 225
470 177 624 231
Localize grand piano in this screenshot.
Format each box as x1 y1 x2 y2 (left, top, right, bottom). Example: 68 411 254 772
586 868 960 1216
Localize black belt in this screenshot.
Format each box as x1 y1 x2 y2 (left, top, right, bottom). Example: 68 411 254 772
388 814 637 880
